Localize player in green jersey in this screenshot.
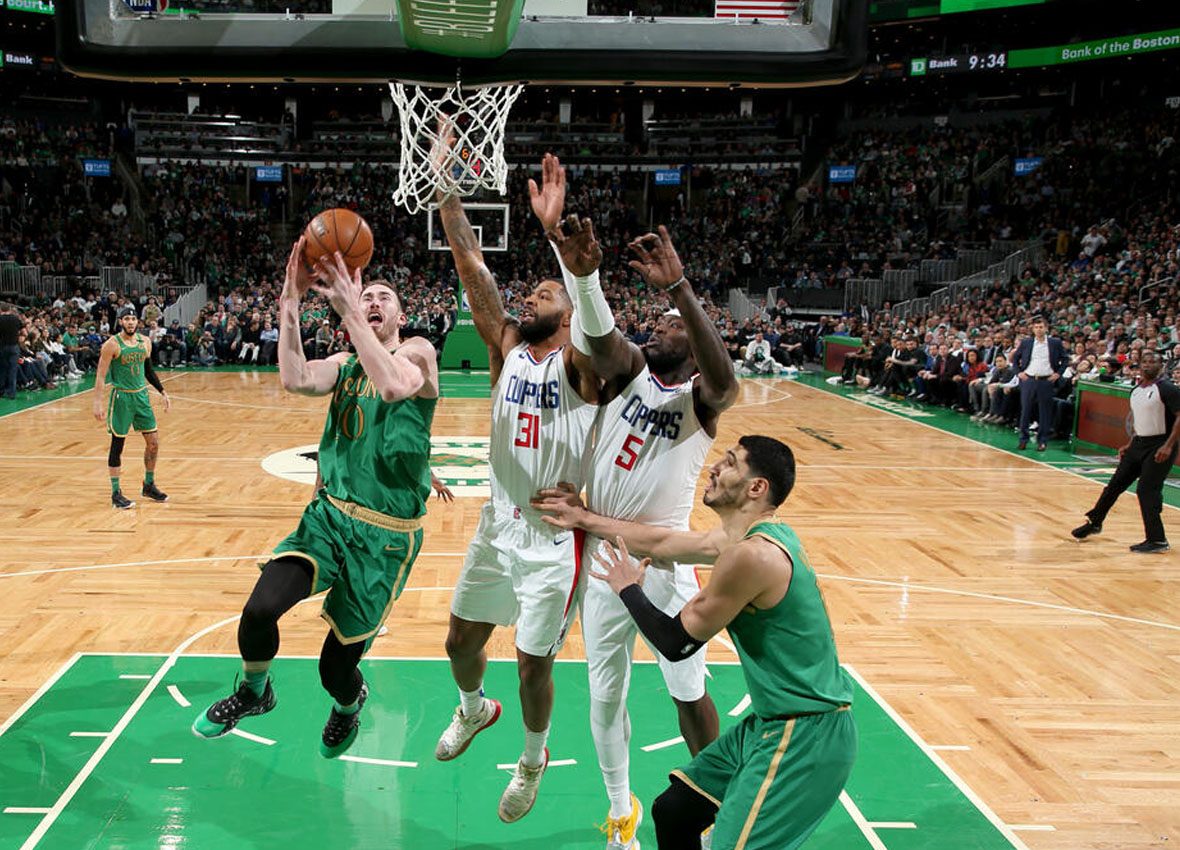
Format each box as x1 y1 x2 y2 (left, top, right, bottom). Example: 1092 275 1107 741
536 435 857 850
193 239 439 758
92 306 171 509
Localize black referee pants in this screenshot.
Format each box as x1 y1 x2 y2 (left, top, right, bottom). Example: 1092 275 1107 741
1087 436 1176 543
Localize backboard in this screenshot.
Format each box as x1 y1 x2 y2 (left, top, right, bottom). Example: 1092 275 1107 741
56 0 868 87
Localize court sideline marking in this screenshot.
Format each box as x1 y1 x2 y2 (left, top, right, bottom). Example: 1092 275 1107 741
5 553 1176 634
791 378 1180 513
0 373 187 421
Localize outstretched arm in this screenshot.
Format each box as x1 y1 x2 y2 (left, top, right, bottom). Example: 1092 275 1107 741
278 237 340 396
630 227 738 412
533 488 727 564
437 194 517 360
550 214 643 383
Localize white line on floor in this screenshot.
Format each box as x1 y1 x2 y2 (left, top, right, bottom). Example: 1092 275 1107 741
496 758 577 770
727 694 751 717
0 553 470 580
16 602 310 850
817 573 1180 633
166 685 190 708
797 380 1180 513
0 654 81 738
866 821 917 829
3 809 52 815
68 732 109 738
118 675 151 680
230 729 276 746
338 755 417 768
149 758 183 765
640 737 684 752
839 791 890 850
844 664 1031 850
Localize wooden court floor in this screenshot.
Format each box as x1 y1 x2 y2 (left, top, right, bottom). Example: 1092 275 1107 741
0 370 1177 850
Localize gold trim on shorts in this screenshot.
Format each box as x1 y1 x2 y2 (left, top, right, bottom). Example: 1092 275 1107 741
322 533 416 646
669 769 722 808
270 549 321 593
734 718 796 850
325 493 424 532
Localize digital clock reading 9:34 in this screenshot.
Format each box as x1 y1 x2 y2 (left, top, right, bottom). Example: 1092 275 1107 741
911 51 1008 75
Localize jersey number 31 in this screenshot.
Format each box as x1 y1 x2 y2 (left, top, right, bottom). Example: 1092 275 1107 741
515 412 540 449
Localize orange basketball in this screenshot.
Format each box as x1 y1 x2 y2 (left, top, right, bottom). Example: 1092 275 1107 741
303 208 374 273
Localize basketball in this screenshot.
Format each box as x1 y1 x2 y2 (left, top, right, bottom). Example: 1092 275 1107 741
303 208 374 273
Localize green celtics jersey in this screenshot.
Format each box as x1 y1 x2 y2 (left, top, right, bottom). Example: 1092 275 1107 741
108 333 149 391
731 520 854 718
319 354 436 520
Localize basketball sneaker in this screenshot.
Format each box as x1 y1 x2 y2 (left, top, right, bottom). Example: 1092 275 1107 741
320 682 369 758
192 677 276 739
434 697 502 761
600 793 642 850
141 482 169 502
111 490 135 510
700 824 713 850
498 747 549 823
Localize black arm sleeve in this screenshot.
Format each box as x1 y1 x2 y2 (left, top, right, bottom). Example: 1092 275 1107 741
619 584 705 661
143 358 165 394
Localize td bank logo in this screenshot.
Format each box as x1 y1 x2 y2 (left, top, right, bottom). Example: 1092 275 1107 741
910 58 928 76
261 436 490 498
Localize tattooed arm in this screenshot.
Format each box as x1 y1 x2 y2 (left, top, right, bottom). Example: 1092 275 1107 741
437 195 521 382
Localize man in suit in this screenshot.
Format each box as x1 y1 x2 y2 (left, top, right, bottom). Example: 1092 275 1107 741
1011 316 1068 451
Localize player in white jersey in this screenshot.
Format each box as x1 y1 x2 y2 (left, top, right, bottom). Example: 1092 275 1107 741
537 219 738 850
433 156 604 825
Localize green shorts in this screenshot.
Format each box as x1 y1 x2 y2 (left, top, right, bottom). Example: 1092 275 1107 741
107 388 157 437
673 707 857 850
273 495 424 648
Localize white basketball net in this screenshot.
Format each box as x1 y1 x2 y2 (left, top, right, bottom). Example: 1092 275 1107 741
388 81 524 215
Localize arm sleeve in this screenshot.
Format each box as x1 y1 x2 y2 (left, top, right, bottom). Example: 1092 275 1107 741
143 358 165 394
548 241 614 340
619 584 705 660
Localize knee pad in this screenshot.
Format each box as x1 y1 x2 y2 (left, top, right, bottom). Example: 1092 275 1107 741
108 436 126 468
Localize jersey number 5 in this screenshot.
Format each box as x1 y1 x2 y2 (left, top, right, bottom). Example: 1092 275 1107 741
614 434 645 470
515 412 540 449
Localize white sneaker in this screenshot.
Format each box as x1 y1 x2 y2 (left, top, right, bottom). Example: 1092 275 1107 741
601 793 642 849
700 824 713 850
434 697 501 761
498 747 549 823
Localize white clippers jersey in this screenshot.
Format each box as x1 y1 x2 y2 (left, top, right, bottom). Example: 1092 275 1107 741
489 343 597 510
586 366 712 528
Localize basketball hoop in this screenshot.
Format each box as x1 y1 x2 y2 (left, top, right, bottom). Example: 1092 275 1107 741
388 81 523 216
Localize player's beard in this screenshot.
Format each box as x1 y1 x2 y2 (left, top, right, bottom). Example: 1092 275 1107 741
519 312 563 345
643 345 686 375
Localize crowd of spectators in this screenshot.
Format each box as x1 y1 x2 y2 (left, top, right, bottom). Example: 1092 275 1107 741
828 204 1180 443
4 102 1179 443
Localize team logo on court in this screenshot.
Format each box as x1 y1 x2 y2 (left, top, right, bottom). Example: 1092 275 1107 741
261 437 490 498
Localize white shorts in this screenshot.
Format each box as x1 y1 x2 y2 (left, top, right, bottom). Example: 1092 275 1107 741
451 501 585 658
582 535 706 703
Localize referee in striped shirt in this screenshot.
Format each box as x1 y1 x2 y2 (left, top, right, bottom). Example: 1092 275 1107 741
1072 351 1180 553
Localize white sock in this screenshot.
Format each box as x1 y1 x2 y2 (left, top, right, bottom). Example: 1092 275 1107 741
459 686 484 718
591 696 632 818
522 724 550 768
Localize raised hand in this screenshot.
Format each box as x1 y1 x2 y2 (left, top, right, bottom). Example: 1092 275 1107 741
282 236 314 301
430 113 458 180
549 213 602 277
628 225 686 291
528 153 567 233
310 251 364 321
